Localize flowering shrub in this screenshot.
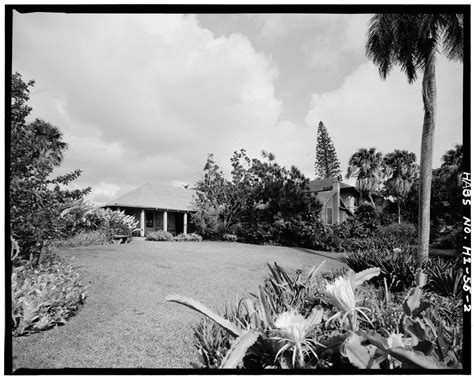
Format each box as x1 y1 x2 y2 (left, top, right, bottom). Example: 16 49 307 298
167 262 462 370
11 237 86 336
174 233 203 242
146 230 174 241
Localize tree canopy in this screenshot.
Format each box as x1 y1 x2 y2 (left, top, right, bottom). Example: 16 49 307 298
10 72 90 261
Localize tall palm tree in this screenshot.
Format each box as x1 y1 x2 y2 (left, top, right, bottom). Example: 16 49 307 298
383 150 419 224
366 14 463 266
346 147 384 208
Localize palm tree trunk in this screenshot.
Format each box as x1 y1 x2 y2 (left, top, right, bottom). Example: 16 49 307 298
417 49 437 269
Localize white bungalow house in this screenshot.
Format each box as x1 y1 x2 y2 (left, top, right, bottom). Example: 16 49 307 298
308 178 359 225
104 183 197 237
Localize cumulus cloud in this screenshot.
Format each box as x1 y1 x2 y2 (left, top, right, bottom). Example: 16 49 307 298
11 12 464 205
252 14 370 73
13 12 282 203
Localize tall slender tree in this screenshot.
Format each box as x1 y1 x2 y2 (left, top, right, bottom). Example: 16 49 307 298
346 147 385 208
383 150 419 224
315 121 342 181
366 14 464 266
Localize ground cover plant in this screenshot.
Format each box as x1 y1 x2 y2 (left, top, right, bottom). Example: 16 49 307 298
168 261 463 370
11 238 87 336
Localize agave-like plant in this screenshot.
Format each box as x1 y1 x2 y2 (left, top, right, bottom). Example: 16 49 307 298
325 268 380 331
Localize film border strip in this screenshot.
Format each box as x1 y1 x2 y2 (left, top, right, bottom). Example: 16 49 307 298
462 172 471 312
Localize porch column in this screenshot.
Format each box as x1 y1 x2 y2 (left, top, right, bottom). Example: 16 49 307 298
140 209 145 237
163 210 168 232
183 212 188 235
117 207 121 212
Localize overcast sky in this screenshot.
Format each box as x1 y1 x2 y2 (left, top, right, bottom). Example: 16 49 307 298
12 12 463 204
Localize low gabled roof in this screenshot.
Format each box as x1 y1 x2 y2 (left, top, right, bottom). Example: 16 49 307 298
308 178 354 192
105 183 197 212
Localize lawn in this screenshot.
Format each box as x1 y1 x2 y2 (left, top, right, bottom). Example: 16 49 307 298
12 239 344 370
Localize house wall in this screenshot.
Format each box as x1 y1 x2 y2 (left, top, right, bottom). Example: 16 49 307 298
110 206 193 236
313 183 357 225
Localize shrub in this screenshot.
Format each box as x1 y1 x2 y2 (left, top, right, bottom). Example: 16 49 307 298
174 233 203 242
424 257 463 298
94 208 139 238
11 238 86 336
340 248 417 291
432 224 463 251
222 233 238 242
273 216 317 248
377 222 417 244
146 230 174 241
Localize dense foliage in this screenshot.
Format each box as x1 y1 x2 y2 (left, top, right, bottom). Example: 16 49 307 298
54 201 139 247
11 238 86 336
167 262 463 370
10 73 90 262
314 121 342 181
192 150 321 245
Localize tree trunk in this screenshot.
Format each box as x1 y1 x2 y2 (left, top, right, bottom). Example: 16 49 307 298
417 50 437 268
397 200 401 224
368 193 375 209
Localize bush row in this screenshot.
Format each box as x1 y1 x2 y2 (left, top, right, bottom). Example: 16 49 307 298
146 230 202 242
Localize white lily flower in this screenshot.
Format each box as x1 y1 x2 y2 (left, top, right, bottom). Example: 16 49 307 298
325 268 380 330
273 307 324 368
325 275 357 313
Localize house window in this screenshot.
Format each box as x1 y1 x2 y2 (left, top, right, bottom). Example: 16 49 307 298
146 212 154 228
326 207 333 224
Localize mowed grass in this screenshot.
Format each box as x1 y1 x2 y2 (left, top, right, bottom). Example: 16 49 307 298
12 240 344 370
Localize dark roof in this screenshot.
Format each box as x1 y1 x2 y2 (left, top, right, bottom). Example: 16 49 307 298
105 183 197 211
308 178 354 192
